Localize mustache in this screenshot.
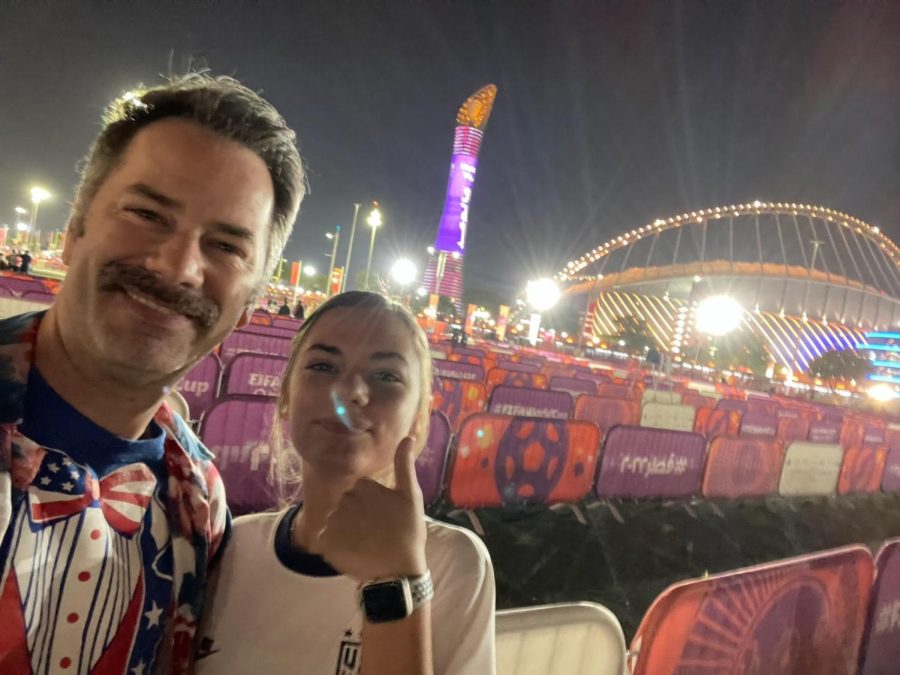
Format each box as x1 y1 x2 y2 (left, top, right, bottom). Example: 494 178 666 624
98 262 220 329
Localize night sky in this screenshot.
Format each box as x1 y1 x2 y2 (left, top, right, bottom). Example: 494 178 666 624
3 0 900 298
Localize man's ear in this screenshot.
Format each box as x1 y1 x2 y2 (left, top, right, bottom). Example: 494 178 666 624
61 219 82 265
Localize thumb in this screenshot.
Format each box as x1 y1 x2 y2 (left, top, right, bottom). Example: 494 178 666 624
393 435 420 497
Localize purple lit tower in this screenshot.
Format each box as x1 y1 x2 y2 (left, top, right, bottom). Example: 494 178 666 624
423 85 498 306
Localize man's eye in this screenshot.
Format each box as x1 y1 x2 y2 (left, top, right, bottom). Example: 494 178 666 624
126 207 160 222
212 240 245 257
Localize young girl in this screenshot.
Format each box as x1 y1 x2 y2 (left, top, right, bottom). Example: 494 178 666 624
197 292 496 674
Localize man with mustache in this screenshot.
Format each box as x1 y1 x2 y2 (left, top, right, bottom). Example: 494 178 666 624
0 74 305 674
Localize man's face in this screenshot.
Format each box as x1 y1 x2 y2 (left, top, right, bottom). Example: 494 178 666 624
58 117 274 382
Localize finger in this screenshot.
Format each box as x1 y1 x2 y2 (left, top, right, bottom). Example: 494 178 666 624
392 435 420 497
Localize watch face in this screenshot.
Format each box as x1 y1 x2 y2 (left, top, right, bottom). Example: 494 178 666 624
362 580 410 623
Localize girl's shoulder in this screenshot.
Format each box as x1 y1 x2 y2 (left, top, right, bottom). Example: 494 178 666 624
424 517 493 577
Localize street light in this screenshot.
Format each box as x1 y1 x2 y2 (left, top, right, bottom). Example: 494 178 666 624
303 265 317 276
525 278 560 346
696 295 743 336
325 226 341 297
341 204 361 293
390 258 417 287
29 186 51 231
364 203 383 291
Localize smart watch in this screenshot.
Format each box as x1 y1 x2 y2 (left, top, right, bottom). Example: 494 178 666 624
360 570 434 623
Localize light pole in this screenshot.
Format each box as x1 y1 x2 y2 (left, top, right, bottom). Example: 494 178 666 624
364 204 383 291
340 204 361 293
29 186 50 232
525 278 560 346
325 226 341 296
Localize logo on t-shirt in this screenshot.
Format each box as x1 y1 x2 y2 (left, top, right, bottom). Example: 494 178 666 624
335 628 361 675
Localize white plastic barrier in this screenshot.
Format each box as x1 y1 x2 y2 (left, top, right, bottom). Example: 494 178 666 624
496 602 626 675
642 389 682 405
778 441 843 496
639 402 696 432
0 295 53 319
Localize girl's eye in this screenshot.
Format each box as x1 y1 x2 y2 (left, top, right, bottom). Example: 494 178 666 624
374 370 402 383
307 362 336 373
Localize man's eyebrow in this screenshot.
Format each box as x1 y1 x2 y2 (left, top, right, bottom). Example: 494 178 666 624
126 182 255 241
126 183 182 210
307 343 342 355
371 352 408 364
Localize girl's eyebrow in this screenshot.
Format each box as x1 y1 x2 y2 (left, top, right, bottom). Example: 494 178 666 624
307 343 341 355
371 352 407 364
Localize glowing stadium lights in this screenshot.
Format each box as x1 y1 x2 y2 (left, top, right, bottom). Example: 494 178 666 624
390 258 418 287
696 296 744 336
525 278 560 346
869 383 898 403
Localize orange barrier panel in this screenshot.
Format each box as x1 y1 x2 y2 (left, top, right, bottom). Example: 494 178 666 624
629 545 873 675
449 414 601 507
702 436 784 498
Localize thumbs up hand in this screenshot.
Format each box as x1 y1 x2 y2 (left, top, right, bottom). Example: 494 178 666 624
315 436 427 583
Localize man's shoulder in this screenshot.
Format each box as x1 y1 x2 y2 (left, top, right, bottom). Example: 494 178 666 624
0 311 43 347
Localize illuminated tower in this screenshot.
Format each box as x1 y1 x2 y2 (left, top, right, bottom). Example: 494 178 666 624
423 85 497 307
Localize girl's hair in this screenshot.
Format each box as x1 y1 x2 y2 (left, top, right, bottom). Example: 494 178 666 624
270 291 433 502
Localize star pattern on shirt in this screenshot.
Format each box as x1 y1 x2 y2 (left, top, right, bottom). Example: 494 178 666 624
144 602 163 628
61 481 74 492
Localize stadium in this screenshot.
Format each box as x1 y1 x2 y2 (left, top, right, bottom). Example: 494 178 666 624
556 202 900 371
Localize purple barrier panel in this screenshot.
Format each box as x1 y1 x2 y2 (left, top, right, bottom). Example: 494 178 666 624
19 290 55 304
272 316 303 331
820 409 845 425
200 396 291 515
861 539 900 674
596 425 707 498
451 346 485 358
174 354 221 418
644 380 678 391
224 353 289 397
747 399 779 417
239 323 299 339
597 383 639 400
716 398 748 414
220 331 293 365
488 386 573 420
883 448 900 492
740 411 778 437
415 410 451 506
865 424 886 446
432 358 485 382
515 356 545 368
0 286 11 297
496 360 541 374
809 420 842 444
549 376 596 399
0 276 50 296
575 371 612 385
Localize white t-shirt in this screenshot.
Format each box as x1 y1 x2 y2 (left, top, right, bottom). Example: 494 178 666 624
196 508 496 674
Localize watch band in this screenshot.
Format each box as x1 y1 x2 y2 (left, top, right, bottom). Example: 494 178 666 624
408 569 434 610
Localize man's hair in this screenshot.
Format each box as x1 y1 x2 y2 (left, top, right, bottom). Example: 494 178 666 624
70 72 305 281
271 291 434 503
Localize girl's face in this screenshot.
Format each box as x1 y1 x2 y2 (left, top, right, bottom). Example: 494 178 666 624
287 307 423 480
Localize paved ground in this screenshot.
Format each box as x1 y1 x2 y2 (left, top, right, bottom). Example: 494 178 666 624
431 492 900 639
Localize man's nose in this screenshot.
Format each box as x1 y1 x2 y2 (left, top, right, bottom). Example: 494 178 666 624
144 233 204 289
